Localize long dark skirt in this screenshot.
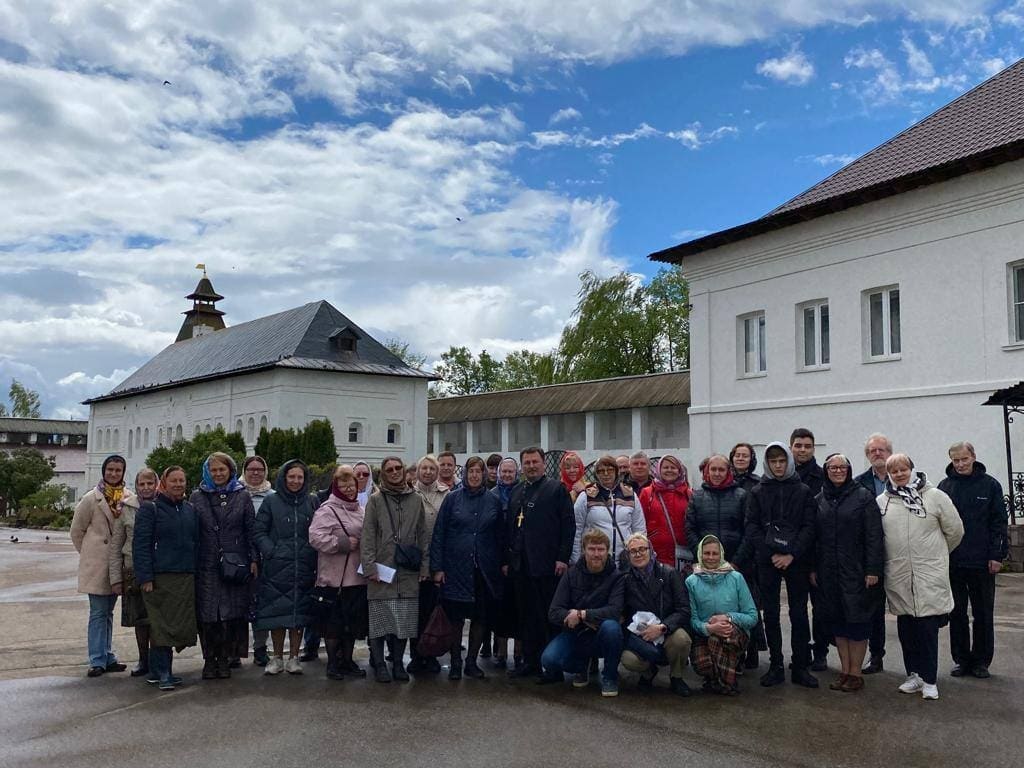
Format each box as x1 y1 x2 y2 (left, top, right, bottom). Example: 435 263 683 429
120 570 149 628
199 618 249 659
317 585 369 640
489 573 518 639
444 570 499 624
142 573 197 651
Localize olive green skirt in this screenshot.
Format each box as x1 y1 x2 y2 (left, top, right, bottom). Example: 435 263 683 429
120 570 149 628
142 573 198 651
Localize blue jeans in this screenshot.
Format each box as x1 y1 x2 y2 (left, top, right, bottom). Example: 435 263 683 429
87 594 118 668
541 619 623 682
624 631 669 665
149 646 173 683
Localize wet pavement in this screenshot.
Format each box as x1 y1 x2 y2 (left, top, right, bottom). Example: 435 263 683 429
2 526 1023 768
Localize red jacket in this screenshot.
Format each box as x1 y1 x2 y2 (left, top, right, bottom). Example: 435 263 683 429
639 484 690 567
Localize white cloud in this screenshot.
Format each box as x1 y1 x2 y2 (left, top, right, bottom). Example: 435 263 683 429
801 153 858 166
529 121 736 152
996 1 1024 27
901 34 934 77
756 45 814 85
670 228 711 241
979 57 1008 76
842 45 966 104
549 107 582 124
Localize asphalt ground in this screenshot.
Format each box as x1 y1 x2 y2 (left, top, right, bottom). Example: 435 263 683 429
2 527 1022 768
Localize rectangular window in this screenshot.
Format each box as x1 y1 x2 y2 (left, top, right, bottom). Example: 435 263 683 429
799 300 830 369
738 311 766 376
1013 264 1024 343
864 286 901 360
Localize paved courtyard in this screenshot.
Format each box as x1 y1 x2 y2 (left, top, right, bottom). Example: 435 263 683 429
2 527 1022 768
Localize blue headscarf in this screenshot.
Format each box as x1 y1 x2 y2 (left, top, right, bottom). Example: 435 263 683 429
493 457 520 508
200 454 246 493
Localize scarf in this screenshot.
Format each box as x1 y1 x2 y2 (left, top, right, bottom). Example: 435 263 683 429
242 456 273 494
653 455 690 493
330 487 361 510
559 451 584 494
354 461 376 506
495 458 519 507
200 456 246 493
822 453 855 504
693 534 734 575
701 462 735 490
99 482 126 518
380 462 409 495
886 471 928 517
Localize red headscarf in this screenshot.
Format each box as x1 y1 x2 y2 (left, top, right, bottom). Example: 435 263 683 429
559 451 584 493
652 455 689 494
701 455 735 489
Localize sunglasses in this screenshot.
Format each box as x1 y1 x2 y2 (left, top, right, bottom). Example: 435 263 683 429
627 547 650 556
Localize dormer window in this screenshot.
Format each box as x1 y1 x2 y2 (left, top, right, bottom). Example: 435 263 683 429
330 326 361 356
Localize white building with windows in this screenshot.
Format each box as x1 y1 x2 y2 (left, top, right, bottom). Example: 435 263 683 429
650 59 1024 482
84 276 434 484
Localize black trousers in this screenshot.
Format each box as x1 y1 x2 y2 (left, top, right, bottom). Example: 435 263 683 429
868 602 887 658
809 584 831 659
513 570 559 668
949 567 996 668
897 614 944 685
758 562 811 670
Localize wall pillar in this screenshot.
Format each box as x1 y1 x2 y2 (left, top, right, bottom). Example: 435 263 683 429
585 412 595 452
631 408 643 451
466 421 475 454
539 415 550 451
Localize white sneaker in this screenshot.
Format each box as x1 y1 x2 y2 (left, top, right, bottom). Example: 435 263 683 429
264 656 285 675
921 683 939 700
898 673 923 693
285 657 303 675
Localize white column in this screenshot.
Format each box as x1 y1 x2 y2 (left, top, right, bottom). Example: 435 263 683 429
500 418 510 452
539 415 550 451
432 424 441 455
585 412 595 452
631 408 643 451
466 421 475 454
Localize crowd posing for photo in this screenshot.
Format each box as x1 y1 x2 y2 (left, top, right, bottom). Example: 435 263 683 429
71 430 1008 701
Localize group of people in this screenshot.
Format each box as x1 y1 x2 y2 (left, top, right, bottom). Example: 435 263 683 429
70 431 1008 701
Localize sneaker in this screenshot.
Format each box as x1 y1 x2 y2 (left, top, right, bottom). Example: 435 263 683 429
791 668 819 688
572 670 590 688
600 679 619 697
760 665 785 687
921 682 939 700
87 666 105 678
898 673 923 694
105 661 127 673
285 657 303 675
862 655 884 675
264 656 285 675
130 664 150 678
158 678 176 691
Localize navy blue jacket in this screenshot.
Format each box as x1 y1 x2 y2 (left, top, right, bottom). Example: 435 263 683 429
855 468 886 497
132 494 198 586
937 461 1008 569
548 556 625 626
430 484 505 603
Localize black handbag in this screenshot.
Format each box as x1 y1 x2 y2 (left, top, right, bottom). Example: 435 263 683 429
765 520 797 553
312 510 353 621
212 497 252 585
384 495 422 572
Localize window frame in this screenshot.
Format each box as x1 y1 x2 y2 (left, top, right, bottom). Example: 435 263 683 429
797 299 830 371
737 310 767 378
862 285 901 362
1009 261 1024 345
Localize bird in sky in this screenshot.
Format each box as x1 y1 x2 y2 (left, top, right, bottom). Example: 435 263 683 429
163 80 172 86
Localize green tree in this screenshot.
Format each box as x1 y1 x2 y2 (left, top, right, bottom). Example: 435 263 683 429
255 427 271 459
301 419 337 467
0 448 55 514
646 266 691 370
0 379 43 418
144 427 246 492
495 350 560 389
383 337 427 369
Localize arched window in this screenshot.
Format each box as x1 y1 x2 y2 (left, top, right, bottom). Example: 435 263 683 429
386 423 401 445
204 423 212 433
216 422 223 431
95 428 102 447
112 429 119 449
158 427 163 447
175 424 183 441
127 430 133 457
235 419 243 435
348 422 362 444
143 428 149 448
194 424 201 438
247 417 255 442
104 429 111 449
136 427 142 446
259 415 268 433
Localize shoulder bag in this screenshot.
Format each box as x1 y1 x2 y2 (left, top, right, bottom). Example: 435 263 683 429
212 495 252 585
312 510 354 619
384 494 422 571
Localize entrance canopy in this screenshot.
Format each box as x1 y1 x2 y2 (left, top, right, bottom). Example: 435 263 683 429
983 382 1024 525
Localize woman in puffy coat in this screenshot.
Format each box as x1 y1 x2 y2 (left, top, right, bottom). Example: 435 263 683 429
72 454 137 677
431 456 504 680
255 459 318 676
309 465 368 680
572 454 646 564
191 452 257 680
638 455 690 571
729 443 760 492
880 453 963 701
810 454 884 693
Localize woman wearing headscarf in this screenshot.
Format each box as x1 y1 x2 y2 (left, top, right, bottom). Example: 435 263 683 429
72 454 138 677
189 452 257 680
811 453 884 693
362 456 430 683
431 456 505 680
559 451 587 503
254 459 318 676
729 443 761 492
309 465 369 680
134 466 199 690
572 455 646 565
881 453 963 701
241 455 273 666
408 454 450 674
354 461 377 507
638 455 691 571
685 535 757 695
490 457 522 670
109 468 159 678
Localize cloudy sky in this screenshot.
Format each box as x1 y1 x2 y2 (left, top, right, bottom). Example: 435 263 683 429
1 1 1021 418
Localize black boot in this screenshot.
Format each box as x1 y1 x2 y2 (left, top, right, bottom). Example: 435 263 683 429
370 638 391 683
325 639 344 680
449 652 463 681
339 637 365 677
760 664 785 687
791 667 819 688
390 637 410 682
216 657 231 679
202 659 218 680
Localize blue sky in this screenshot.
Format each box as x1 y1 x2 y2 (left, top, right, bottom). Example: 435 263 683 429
0 0 1021 416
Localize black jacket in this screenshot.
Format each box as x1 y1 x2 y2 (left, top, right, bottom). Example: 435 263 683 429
132 494 198 586
812 481 885 625
190 486 257 624
744 475 817 565
855 468 886 497
548 556 625 625
254 461 318 630
504 475 575 578
937 462 1008 569
685 483 749 567
430 484 505 602
796 458 824 497
622 561 691 635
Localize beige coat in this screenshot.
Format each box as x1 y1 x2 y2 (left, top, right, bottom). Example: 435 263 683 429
71 488 139 595
415 480 449 569
108 502 142 586
879 484 964 617
361 487 429 601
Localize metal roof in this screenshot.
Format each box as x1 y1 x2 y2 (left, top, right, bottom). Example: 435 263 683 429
651 58 1024 264
983 381 1024 406
0 418 89 435
85 300 435 404
427 371 690 423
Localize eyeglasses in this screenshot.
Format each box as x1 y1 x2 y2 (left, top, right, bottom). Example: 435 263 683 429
627 547 649 557
826 466 847 472
383 466 403 474
356 472 370 477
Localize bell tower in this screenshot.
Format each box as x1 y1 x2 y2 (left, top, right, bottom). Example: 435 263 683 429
176 264 226 342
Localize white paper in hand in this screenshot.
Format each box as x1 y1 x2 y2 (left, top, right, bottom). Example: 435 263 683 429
357 562 396 584
627 611 665 645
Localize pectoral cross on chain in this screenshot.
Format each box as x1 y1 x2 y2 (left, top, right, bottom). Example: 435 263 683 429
516 510 525 528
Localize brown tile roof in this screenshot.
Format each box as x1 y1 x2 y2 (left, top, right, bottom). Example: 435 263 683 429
427 371 690 424
651 58 1024 264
